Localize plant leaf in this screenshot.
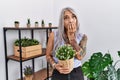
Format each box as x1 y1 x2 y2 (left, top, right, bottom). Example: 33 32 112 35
96 70 108 80
107 65 118 80
82 61 94 78
82 52 113 79
118 51 120 58
117 68 120 80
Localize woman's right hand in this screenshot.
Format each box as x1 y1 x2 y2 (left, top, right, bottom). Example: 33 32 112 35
54 63 71 74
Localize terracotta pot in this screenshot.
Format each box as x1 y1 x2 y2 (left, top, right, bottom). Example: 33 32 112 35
14 21 19 28
48 23 52 27
58 58 74 72
25 75 33 80
27 24 31 28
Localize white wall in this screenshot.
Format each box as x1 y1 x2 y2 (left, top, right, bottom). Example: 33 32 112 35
53 0 120 63
1 0 120 80
0 0 54 80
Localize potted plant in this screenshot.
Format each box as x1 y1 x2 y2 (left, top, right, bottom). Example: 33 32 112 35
82 51 120 80
48 23 52 27
41 20 45 27
56 45 75 71
24 66 33 80
14 37 42 58
35 21 39 27
27 18 31 28
14 21 19 28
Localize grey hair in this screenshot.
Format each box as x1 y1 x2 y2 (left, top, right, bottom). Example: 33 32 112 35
53 7 80 55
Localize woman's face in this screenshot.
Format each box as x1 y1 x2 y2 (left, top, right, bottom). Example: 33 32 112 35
64 10 77 32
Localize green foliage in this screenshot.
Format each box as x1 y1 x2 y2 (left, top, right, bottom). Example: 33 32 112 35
24 66 33 76
107 65 118 80
118 51 120 57
55 45 75 60
82 51 120 80
14 37 39 47
14 21 19 24
82 52 113 79
27 18 30 24
117 68 120 80
35 21 38 24
41 20 44 24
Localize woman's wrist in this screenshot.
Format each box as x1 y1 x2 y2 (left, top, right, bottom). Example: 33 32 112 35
52 63 56 69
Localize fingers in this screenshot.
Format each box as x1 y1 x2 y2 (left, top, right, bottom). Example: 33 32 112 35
55 63 71 74
59 67 71 74
59 69 71 74
67 23 76 33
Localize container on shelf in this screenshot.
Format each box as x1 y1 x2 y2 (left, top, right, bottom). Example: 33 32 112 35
14 44 42 58
14 21 19 28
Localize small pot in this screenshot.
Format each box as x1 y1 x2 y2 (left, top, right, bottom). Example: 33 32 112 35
58 58 74 72
27 23 31 28
14 21 19 28
48 23 52 27
25 75 33 80
41 24 45 28
35 22 39 27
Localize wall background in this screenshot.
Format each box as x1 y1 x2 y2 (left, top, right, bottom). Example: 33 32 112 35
0 0 120 80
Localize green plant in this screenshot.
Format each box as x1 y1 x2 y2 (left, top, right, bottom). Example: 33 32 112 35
41 20 45 27
35 21 38 24
27 18 30 24
41 20 44 25
82 51 120 80
107 51 120 80
49 23 52 25
14 21 19 24
48 23 52 27
24 66 33 76
14 37 39 47
55 45 75 60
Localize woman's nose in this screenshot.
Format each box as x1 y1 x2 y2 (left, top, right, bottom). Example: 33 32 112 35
69 17 73 23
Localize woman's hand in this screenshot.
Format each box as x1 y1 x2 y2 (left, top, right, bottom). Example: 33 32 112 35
67 23 76 34
54 63 71 74
67 23 76 41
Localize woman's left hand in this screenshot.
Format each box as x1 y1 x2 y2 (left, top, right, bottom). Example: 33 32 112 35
55 63 72 74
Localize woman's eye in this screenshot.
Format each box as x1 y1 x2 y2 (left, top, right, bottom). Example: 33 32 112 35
72 15 76 18
64 16 69 20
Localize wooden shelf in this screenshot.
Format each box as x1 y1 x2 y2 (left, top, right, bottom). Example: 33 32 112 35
33 68 53 80
17 68 53 80
3 27 58 30
7 48 46 62
3 26 58 80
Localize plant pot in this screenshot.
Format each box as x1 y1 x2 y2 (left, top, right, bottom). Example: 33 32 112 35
14 21 19 28
27 24 31 28
25 75 33 80
58 58 74 72
48 23 52 27
35 22 39 27
42 24 45 28
14 44 42 58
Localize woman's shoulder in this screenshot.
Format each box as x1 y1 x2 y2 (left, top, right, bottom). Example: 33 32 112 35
77 32 84 37
52 30 59 37
77 32 87 40
49 30 59 38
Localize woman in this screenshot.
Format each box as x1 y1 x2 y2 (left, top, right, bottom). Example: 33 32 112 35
46 7 87 80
